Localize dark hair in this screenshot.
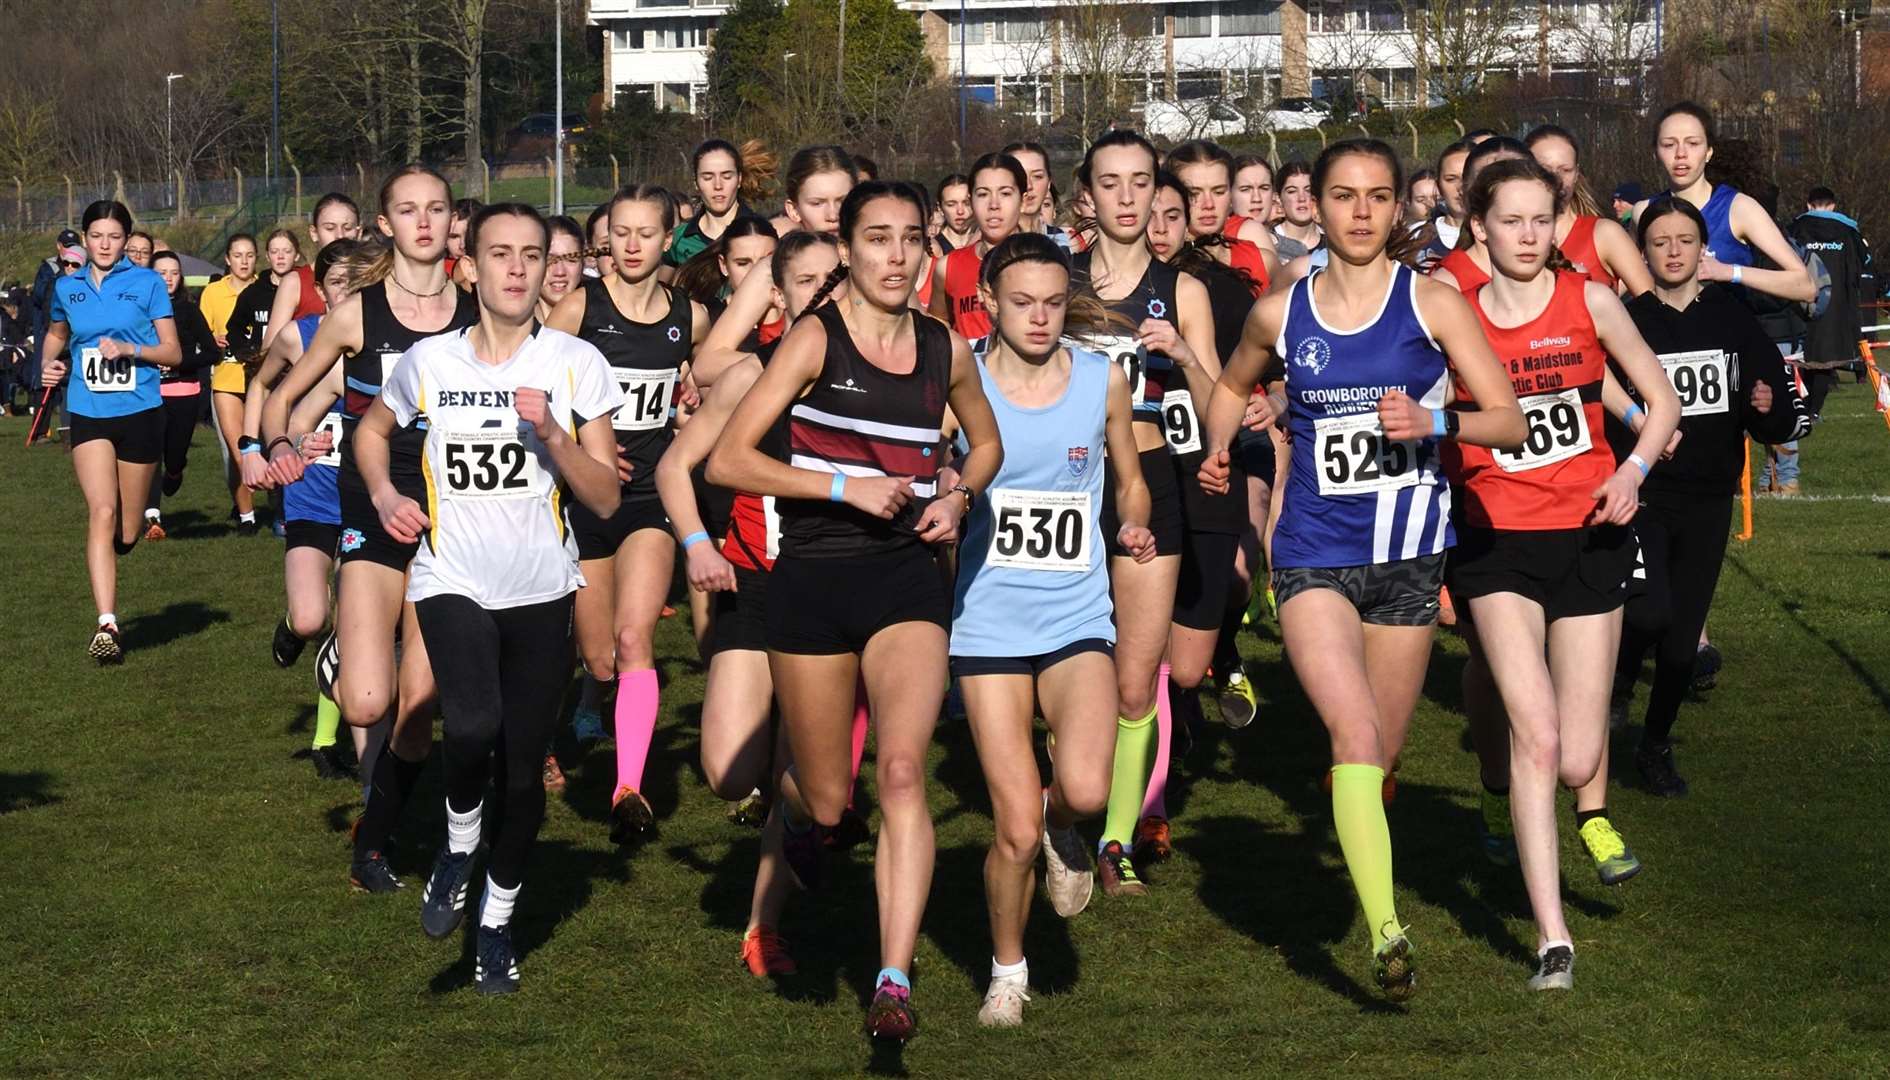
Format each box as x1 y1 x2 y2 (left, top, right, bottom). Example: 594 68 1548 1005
853 154 880 181
225 231 257 255
149 249 184 296
969 152 1028 194
674 216 778 303
1806 185 1837 206
978 231 1121 339
128 229 155 248
263 228 304 261
1463 136 1530 183
1409 166 1436 188
312 191 360 224
1654 100 1716 148
1310 139 1425 266
314 238 366 283
1077 129 1159 188
466 202 549 255
605 184 678 233
1165 139 1236 187
1635 196 1708 248
805 180 926 310
546 214 584 249
585 203 610 239
1151 169 1262 295
1000 140 1049 168
1437 138 1473 171
936 173 970 202
81 199 134 235
783 145 858 202
1232 154 1271 183
1464 127 1501 142
693 138 742 176
1465 156 1564 223
769 230 840 287
1277 159 1313 187
452 197 484 222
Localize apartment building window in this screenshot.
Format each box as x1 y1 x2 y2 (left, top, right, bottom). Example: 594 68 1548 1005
1363 0 1404 32
1175 72 1221 99
1173 7 1213 38
948 16 987 45
639 0 690 8
1219 1 1280 36
992 13 1042 43
1308 0 1348 33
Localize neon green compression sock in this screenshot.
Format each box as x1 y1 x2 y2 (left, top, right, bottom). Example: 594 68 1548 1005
1331 763 1400 951
312 693 342 751
1099 705 1158 850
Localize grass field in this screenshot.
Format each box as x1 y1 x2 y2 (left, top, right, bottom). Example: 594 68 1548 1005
1 385 1886 1079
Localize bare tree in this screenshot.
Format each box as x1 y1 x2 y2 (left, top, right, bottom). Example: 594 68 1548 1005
1399 0 1530 108
1000 0 1162 137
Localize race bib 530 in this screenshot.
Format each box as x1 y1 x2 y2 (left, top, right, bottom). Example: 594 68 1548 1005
987 488 1092 573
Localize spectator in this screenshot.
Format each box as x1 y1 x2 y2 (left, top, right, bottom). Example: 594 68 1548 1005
1789 185 1870 405
27 230 84 443
0 285 31 415
1612 182 1642 227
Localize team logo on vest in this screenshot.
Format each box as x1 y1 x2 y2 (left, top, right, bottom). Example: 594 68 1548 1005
666 326 682 343
340 528 365 553
1146 298 1168 319
1529 335 1572 350
830 377 866 394
1293 335 1333 375
1067 445 1090 478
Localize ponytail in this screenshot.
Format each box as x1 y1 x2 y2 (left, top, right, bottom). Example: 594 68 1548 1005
738 138 776 204
803 262 849 314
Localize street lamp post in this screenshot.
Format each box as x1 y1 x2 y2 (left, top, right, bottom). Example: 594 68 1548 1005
554 0 565 215
165 72 184 207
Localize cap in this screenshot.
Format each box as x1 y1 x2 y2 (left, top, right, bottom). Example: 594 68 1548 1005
1612 182 1644 204
59 245 85 264
58 228 81 248
3 286 26 306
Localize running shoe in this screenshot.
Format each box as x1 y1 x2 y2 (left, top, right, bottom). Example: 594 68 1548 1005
420 847 481 939
1374 931 1418 1003
1478 789 1519 867
272 616 307 668
1132 815 1171 868
1213 664 1258 729
236 516 260 537
1692 642 1723 692
1096 840 1147 898
865 978 917 1041
542 754 566 794
727 788 769 828
660 604 678 618
608 786 655 845
311 743 356 782
1577 816 1643 886
1527 944 1575 991
740 926 797 977
143 519 166 542
1042 819 1094 917
474 920 521 995
977 976 1030 1028
349 851 404 894
1636 741 1690 798
571 702 607 744
826 805 870 851
88 623 124 666
271 517 287 540
782 818 826 891
161 470 184 497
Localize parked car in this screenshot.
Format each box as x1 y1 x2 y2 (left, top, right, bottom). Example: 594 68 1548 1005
499 112 589 162
1264 97 1330 131
1143 98 1250 141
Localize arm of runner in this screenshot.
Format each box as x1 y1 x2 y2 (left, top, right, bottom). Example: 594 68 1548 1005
1200 292 1286 495
1735 314 1813 445
927 256 954 324
695 256 776 388
1409 277 1526 450
1705 193 1816 303
1594 217 1655 297
1600 367 1682 459
262 294 363 485
354 398 425 543
708 315 915 518
516 387 620 519
1103 361 1155 563
914 332 1002 545
262 271 301 353
543 283 586 336
656 358 758 595
1588 281 1681 524
39 322 69 383
243 326 304 489
1151 270 1224 411
100 317 181 369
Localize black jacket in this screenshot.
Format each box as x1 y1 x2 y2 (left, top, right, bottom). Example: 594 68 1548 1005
163 290 219 385
1787 210 1870 365
1613 285 1811 498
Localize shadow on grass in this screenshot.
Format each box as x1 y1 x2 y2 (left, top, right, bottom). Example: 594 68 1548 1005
426 837 631 995
156 509 234 541
1726 554 1890 716
0 771 58 815
122 600 230 650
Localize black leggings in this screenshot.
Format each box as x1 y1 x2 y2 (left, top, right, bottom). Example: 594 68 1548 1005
1616 493 1731 745
416 592 575 889
161 393 199 477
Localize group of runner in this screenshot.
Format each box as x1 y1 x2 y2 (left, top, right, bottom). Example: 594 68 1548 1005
38 98 1815 1033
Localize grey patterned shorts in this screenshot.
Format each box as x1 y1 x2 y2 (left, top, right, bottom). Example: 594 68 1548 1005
1272 553 1445 627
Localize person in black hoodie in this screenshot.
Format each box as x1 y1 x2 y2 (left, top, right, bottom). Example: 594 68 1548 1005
1610 197 1810 797
1789 187 1871 408
142 249 220 537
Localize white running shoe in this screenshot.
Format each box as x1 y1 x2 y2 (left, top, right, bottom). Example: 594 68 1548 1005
977 975 1030 1028
1042 818 1094 917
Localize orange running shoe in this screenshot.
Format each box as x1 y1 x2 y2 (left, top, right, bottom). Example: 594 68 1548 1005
143 520 166 541
740 926 798 977
1132 815 1171 866
543 754 566 793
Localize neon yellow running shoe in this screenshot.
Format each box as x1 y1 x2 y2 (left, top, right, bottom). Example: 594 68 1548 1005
1578 816 1643 886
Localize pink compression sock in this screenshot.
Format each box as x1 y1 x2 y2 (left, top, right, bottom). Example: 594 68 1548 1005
846 678 870 810
615 668 659 793
1141 663 1173 819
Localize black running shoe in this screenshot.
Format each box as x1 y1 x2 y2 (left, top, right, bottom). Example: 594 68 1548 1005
825 806 870 851
349 851 405 894
1691 643 1723 692
272 616 307 668
237 517 261 537
1527 944 1575 991
89 623 124 666
161 470 184 497
311 743 356 782
475 922 521 995
1636 741 1690 798
420 848 480 938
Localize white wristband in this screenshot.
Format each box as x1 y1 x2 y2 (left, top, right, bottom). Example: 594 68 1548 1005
1730 265 1744 285
1627 452 1650 477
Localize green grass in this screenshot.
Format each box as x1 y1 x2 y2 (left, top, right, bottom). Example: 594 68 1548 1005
1 386 1887 1078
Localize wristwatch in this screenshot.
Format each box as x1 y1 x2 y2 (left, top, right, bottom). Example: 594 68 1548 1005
1444 411 1461 439
237 436 263 455
951 483 975 511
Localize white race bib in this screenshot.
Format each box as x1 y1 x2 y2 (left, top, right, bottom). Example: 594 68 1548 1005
1087 334 1147 405
987 488 1092 573
1494 389 1591 474
613 368 676 432
762 495 781 564
1162 389 1202 454
378 350 404 387
438 427 544 500
313 412 345 469
1313 412 1421 495
81 346 135 393
1660 350 1730 417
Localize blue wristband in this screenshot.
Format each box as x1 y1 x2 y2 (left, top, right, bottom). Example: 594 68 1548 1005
1623 403 1645 427
1627 452 1650 477
680 531 710 550
829 473 846 503
1430 408 1447 438
239 445 263 456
